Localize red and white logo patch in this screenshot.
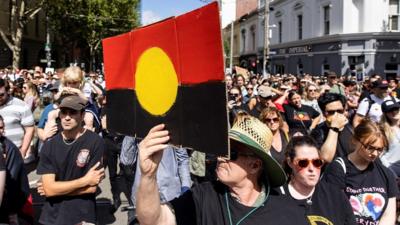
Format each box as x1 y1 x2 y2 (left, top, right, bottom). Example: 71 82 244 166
76 149 90 167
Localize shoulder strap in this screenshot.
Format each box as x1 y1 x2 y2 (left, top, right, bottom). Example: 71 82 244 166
365 95 375 116
335 157 347 174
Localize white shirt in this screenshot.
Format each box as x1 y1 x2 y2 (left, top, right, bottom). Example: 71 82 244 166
356 94 397 122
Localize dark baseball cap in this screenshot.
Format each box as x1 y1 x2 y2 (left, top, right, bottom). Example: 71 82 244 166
371 80 389 89
382 99 400 113
59 95 87 111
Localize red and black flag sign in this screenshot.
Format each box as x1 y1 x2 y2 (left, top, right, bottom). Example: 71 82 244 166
102 2 228 155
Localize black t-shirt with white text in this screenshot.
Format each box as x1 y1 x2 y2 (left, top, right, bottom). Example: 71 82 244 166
273 181 356 225
283 104 319 135
37 130 105 225
323 157 399 225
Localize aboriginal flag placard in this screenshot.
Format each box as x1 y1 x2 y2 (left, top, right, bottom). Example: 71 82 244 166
102 2 228 156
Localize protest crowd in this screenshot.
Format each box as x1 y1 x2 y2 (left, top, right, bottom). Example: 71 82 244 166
0 64 399 225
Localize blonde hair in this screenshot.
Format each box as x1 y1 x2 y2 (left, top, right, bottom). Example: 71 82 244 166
62 66 84 88
380 114 395 143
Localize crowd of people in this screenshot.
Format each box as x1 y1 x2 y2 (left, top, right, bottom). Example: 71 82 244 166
0 65 399 225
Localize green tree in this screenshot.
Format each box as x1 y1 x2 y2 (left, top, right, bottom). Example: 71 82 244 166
0 0 44 69
45 0 139 69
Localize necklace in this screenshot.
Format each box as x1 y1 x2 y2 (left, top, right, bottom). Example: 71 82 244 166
225 185 270 225
62 129 86 145
288 182 314 205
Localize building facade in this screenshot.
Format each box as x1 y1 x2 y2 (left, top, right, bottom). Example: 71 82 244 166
0 0 46 69
269 0 400 78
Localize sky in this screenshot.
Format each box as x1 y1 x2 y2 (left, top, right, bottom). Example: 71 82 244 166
141 0 208 25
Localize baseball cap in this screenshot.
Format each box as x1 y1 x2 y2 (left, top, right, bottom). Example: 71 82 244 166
371 80 389 89
59 95 87 111
382 99 400 113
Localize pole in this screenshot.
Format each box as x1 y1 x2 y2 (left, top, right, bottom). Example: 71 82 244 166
263 0 270 77
229 20 234 73
45 16 52 68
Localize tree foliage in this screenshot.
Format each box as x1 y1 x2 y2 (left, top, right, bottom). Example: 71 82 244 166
0 0 44 69
45 0 140 69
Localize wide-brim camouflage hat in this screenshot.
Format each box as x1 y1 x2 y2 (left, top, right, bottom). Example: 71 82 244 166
229 116 287 187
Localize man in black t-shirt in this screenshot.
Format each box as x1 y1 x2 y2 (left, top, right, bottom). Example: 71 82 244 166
311 93 352 163
135 115 287 225
36 95 105 225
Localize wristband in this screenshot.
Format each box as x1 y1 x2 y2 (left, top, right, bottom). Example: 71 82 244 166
329 127 340 133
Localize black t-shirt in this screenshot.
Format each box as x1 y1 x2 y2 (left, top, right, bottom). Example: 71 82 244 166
170 181 287 225
37 130 105 225
323 157 399 224
310 123 354 158
283 104 319 135
270 130 289 165
274 181 356 225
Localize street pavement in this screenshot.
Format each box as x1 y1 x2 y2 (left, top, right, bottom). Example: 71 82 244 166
27 165 130 225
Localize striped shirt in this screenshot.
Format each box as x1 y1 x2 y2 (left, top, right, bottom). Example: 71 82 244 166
0 97 34 147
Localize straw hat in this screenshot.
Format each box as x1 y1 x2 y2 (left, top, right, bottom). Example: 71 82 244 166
229 115 287 187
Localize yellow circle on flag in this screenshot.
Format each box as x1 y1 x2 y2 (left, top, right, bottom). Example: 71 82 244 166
135 47 178 116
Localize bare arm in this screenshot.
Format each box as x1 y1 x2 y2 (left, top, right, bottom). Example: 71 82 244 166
83 112 95 131
39 162 104 197
136 124 176 225
378 197 396 225
0 171 5 205
320 130 339 163
352 114 364 128
320 113 348 163
20 126 34 157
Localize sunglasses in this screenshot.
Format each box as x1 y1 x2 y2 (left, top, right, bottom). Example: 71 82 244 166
308 89 317 92
264 117 279 123
246 87 253 90
60 108 80 115
325 109 345 115
295 158 324 169
230 150 256 161
230 93 240 97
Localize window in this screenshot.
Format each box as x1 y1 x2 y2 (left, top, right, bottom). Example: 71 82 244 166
389 0 399 30
251 26 256 51
278 21 282 43
390 15 399 30
298 15 303 40
241 29 246 52
323 5 330 35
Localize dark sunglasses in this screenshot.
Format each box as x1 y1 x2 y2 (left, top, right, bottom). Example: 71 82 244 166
230 93 240 97
230 150 256 161
295 158 324 169
308 89 317 92
264 117 279 123
246 87 253 90
326 109 344 115
60 108 80 115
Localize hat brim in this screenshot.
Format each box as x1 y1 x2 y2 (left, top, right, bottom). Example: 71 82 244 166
229 131 287 187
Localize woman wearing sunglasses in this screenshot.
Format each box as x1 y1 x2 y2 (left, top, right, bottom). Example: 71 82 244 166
323 119 398 224
259 107 289 164
275 136 356 225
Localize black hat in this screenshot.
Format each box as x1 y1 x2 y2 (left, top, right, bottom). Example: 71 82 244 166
382 99 400 113
371 80 389 89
